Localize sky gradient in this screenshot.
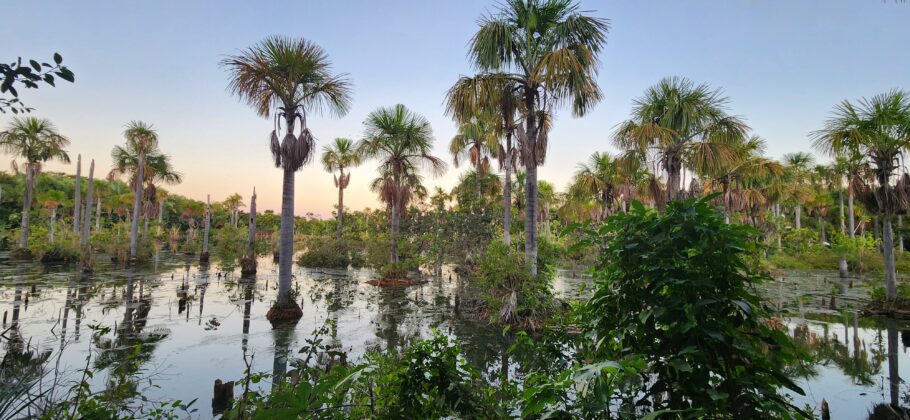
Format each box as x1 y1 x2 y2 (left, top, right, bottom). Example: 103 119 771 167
3 1 909 216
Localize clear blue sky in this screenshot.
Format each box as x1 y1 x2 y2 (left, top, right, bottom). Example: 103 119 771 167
3 1 909 215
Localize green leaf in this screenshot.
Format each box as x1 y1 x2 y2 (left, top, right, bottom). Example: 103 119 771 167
54 52 63 64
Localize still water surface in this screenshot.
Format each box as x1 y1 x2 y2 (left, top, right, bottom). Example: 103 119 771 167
0 253 907 419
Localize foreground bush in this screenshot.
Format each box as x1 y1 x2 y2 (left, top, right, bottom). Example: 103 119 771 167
577 198 807 417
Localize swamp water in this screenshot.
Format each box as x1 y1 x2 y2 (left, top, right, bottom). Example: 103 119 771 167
0 252 907 419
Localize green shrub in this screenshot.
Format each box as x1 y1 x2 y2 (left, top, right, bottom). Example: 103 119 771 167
474 241 555 328
296 237 352 269
578 198 807 417
380 259 418 279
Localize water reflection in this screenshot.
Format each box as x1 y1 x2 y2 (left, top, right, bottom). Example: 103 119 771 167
1 254 909 419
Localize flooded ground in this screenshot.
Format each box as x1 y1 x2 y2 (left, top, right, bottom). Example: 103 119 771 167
0 252 906 419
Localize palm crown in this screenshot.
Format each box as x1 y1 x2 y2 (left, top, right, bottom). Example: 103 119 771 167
0 116 71 167
222 35 353 172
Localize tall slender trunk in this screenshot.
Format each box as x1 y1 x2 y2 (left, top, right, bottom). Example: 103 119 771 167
503 140 512 246
818 215 826 243
129 152 146 258
336 167 344 239
666 153 682 202
157 200 164 235
202 194 211 257
524 99 539 276
390 199 400 264
884 216 897 301
248 187 257 253
81 160 94 246
848 189 855 239
839 185 846 236
96 198 101 231
794 205 801 230
19 164 35 248
73 155 81 233
49 208 56 242
277 167 295 307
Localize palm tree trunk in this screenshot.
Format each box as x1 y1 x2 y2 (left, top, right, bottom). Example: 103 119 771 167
248 188 257 252
337 168 344 239
848 189 856 239
19 164 35 249
666 154 682 202
73 154 81 233
503 144 512 246
839 185 846 236
96 198 101 231
794 205 801 230
883 216 897 301
49 208 56 242
129 152 146 259
157 200 164 235
81 160 94 246
525 162 538 276
524 103 539 276
277 168 295 307
818 215 826 243
201 194 211 262
390 203 400 264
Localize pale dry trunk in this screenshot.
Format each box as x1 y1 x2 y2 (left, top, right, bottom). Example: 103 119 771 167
129 152 146 258
839 185 846 236
19 164 36 248
81 160 94 246
848 189 855 239
73 154 81 233
49 208 56 242
794 205 801 230
248 187 257 252
336 167 344 239
95 199 101 231
202 195 211 255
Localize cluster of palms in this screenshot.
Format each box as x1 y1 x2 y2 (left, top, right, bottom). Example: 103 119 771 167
0 116 183 267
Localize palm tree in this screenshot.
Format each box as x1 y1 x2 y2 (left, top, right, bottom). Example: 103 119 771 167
700 136 784 223
537 180 555 241
574 152 622 220
449 117 498 203
446 76 521 245
110 121 156 259
321 138 361 238
358 104 445 265
614 77 749 203
222 193 244 227
812 90 910 302
109 140 181 197
222 36 352 316
465 0 608 275
0 117 70 249
782 152 815 230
